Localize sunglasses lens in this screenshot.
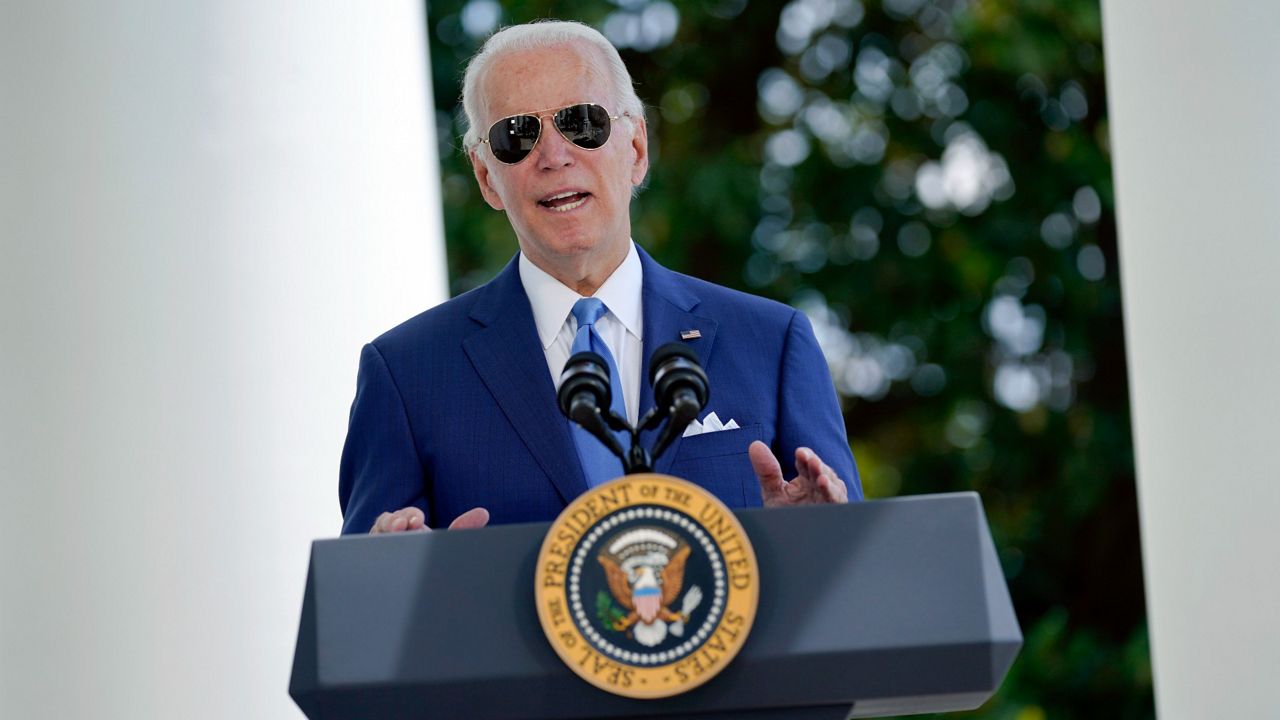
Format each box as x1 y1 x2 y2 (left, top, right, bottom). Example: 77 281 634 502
487 114 541 164
486 104 617 164
555 103 612 149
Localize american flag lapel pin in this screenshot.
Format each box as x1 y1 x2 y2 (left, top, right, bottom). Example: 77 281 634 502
680 329 702 340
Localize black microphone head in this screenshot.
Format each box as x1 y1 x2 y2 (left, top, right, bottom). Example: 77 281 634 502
558 351 612 419
648 342 699 385
649 342 709 415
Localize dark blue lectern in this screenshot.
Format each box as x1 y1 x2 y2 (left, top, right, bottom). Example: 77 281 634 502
290 492 1021 719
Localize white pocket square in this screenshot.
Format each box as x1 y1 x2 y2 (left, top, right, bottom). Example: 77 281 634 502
683 411 741 437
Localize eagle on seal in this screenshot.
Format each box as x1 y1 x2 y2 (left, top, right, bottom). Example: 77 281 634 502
598 527 703 647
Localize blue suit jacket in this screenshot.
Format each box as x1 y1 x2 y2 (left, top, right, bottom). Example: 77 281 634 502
338 247 860 534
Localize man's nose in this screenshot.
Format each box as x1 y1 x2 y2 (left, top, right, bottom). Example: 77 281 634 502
534 122 576 170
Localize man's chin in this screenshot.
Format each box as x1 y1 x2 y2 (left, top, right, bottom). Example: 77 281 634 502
519 235 629 282
522 232 627 261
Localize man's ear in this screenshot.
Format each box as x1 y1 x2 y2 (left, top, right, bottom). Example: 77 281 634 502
628 116 649 187
469 148 505 211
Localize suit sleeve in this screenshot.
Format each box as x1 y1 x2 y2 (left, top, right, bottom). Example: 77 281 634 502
337 343 430 534
775 310 863 500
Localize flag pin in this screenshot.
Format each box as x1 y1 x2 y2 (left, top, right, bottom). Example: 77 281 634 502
680 329 702 340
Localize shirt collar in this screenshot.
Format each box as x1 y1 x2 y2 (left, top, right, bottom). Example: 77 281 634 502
519 241 643 350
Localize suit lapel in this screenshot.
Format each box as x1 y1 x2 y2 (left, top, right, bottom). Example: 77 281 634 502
463 259 588 504
637 247 718 475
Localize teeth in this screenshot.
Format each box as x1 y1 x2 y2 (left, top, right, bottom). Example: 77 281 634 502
547 195 587 213
545 191 579 201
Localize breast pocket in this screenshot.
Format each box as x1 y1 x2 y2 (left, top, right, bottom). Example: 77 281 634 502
668 423 764 508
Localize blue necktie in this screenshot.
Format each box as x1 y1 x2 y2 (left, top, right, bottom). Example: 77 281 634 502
569 298 629 487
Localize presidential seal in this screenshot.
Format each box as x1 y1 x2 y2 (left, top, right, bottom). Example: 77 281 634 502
534 474 758 699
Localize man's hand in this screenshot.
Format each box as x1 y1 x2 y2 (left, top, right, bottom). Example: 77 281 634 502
369 506 490 534
749 441 849 506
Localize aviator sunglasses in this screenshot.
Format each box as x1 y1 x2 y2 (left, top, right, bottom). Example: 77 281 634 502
480 103 628 165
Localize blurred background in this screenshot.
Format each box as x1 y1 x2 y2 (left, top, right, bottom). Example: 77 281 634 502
427 1 1150 716
3 1 1277 719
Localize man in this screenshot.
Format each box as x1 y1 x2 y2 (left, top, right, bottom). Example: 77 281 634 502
339 20 860 535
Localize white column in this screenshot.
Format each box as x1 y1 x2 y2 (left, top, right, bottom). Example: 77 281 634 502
0 2 446 717
1102 1 1280 716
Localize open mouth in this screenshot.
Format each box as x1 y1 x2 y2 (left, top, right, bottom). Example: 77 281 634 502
538 191 591 213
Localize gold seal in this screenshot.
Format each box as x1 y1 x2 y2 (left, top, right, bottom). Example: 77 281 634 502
534 474 759 699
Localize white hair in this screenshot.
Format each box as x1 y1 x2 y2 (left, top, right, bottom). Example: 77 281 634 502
460 20 646 153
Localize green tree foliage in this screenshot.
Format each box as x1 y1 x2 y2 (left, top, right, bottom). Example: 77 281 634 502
427 1 1151 716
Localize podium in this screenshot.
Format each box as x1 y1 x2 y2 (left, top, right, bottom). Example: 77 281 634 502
290 492 1020 719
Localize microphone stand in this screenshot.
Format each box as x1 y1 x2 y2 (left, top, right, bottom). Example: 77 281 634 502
596 403 692 476
562 343 708 477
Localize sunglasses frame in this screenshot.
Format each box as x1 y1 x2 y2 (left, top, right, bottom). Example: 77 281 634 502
479 102 630 165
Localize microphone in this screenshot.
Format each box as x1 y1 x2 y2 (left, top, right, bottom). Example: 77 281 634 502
558 351 627 460
648 342 709 460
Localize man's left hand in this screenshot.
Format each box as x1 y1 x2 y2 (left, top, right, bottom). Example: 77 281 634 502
749 441 849 506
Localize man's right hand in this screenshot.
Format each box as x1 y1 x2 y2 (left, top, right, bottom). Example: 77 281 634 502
369 506 490 534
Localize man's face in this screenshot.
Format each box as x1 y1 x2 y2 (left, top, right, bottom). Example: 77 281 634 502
469 44 648 279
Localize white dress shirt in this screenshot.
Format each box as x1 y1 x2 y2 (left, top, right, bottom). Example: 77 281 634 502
519 242 644 426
